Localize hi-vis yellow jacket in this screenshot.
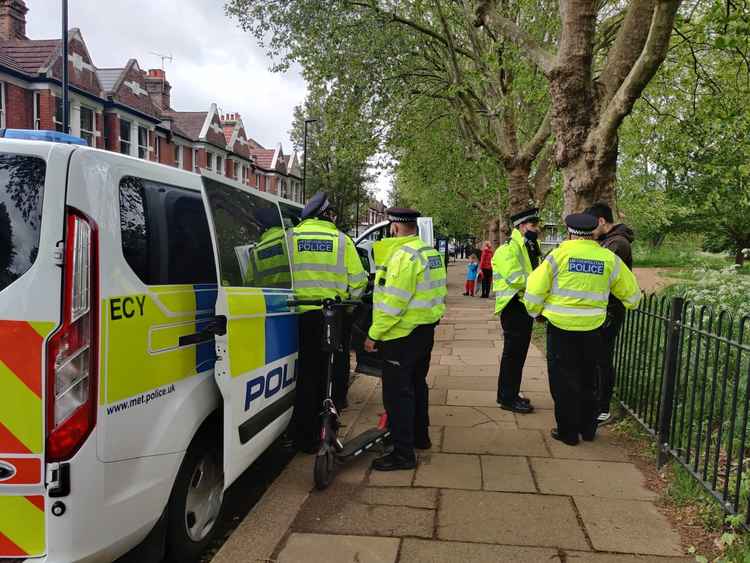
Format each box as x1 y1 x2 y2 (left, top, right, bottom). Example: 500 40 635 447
291 218 367 309
523 239 641 331
491 229 534 314
245 226 291 288
369 235 447 341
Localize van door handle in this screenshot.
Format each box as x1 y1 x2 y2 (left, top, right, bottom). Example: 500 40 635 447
178 315 227 347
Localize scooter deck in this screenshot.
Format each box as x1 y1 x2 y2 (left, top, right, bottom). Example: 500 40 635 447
338 427 390 460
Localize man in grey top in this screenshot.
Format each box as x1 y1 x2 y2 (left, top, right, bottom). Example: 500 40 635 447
585 202 636 424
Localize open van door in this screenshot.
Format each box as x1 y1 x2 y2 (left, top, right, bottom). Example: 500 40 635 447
0 142 73 559
199 175 297 488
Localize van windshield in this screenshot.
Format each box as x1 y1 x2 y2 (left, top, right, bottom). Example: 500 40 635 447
0 153 46 292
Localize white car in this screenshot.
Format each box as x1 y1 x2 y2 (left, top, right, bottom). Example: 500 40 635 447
0 130 308 562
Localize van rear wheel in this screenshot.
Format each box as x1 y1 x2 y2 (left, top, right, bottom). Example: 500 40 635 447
166 431 224 562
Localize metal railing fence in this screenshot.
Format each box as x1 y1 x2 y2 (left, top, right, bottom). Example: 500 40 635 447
615 295 750 522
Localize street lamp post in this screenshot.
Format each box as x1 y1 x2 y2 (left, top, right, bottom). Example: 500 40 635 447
302 118 319 202
62 0 69 133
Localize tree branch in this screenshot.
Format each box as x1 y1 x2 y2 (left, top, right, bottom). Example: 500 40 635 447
346 0 474 59
474 9 555 76
590 0 682 154
518 109 552 164
598 0 656 106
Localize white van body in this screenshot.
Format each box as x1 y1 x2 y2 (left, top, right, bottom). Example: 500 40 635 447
354 219 435 276
0 137 304 562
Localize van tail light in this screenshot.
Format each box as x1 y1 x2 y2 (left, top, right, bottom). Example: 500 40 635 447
46 208 99 462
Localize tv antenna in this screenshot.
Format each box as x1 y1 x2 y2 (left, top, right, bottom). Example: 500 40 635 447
149 51 173 70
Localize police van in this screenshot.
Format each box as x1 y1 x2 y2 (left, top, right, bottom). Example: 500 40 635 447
0 131 305 562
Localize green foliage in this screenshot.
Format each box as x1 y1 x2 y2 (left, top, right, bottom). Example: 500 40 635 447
289 82 380 231
618 1 750 265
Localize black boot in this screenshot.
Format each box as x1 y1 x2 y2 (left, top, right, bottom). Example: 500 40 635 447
372 452 416 471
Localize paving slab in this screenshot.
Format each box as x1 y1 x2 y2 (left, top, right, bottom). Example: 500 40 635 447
368 466 415 487
515 409 556 430
453 329 496 340
532 458 656 500
575 497 684 556
427 364 450 377
399 539 558 562
447 389 501 407
427 405 491 427
414 453 482 489
358 486 438 509
452 340 501 350
437 490 589 550
294 493 433 538
432 375 497 390
566 553 691 562
428 389 448 405
472 420 518 431
475 406 516 423
453 349 501 365
543 432 630 462
427 426 444 452
443 426 549 457
520 377 551 392
481 455 537 492
278 533 400 563
449 365 498 377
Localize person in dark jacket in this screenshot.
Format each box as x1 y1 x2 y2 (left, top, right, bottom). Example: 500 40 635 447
585 203 636 424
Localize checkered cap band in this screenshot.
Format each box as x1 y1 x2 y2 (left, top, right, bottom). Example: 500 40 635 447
512 212 539 227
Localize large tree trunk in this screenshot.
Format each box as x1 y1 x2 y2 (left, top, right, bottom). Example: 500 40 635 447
506 161 533 214
559 137 618 214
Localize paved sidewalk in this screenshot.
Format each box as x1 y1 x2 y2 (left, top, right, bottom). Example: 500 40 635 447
213 264 689 563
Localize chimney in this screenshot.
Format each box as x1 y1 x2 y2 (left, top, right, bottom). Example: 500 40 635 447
0 0 27 41
145 68 172 111
222 112 241 126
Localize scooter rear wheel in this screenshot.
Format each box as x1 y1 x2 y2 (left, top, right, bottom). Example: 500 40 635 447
314 447 336 490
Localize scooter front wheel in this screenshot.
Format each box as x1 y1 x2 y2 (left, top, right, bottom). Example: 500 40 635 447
314 447 336 490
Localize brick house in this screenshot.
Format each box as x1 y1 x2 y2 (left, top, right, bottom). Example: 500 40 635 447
0 0 303 201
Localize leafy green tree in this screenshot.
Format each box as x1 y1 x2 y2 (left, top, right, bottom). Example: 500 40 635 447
289 82 380 232
618 1 750 264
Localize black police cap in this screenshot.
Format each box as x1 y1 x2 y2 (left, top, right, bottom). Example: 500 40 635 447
301 191 331 220
510 207 540 227
256 207 282 229
565 213 598 236
387 207 421 223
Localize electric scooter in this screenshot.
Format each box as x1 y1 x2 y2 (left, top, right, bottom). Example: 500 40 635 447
287 297 391 490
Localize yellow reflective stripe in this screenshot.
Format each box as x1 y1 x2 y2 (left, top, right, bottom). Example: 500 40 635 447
625 290 642 306
29 321 55 340
0 496 44 556
224 291 266 376
524 292 545 305
0 360 42 453
544 304 605 316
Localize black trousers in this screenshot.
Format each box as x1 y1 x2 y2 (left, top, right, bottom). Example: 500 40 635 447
497 296 533 404
480 268 492 297
597 306 625 413
379 323 435 461
290 310 350 448
546 323 601 441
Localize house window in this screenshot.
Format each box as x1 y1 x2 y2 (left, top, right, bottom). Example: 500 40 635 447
206 151 214 171
155 136 161 162
120 118 132 155
138 127 149 159
80 106 95 147
175 145 183 168
33 92 41 130
193 148 198 172
54 97 64 132
216 155 223 176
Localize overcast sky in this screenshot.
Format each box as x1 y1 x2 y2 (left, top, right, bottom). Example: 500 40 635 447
25 0 307 150
24 0 391 200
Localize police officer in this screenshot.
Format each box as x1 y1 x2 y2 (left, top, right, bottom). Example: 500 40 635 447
364 208 447 471
492 207 542 414
245 208 291 289
290 192 368 453
523 213 641 446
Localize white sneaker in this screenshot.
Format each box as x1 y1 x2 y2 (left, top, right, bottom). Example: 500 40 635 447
597 412 611 424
